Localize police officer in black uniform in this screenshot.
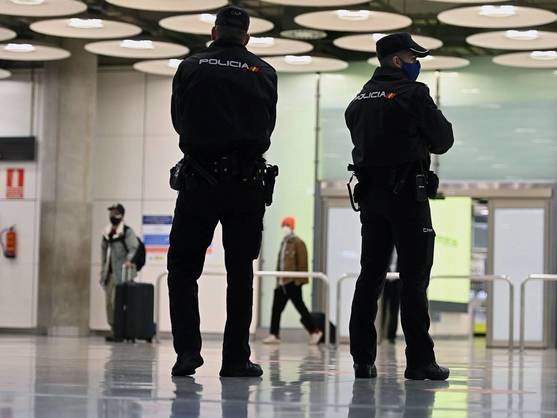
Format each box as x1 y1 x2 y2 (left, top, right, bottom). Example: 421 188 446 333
345 33 454 381
168 5 278 378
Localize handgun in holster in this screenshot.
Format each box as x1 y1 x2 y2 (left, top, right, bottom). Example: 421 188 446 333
169 155 219 191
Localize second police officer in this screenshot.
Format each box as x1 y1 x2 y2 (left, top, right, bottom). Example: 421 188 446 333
345 33 454 380
168 6 278 378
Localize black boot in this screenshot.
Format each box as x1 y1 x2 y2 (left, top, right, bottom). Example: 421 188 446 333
405 363 450 381
354 364 377 379
220 361 263 378
172 354 204 377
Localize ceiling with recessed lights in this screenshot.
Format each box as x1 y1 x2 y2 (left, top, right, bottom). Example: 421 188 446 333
0 0 555 71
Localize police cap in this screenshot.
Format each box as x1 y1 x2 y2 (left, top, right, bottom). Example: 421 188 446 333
215 6 250 32
376 32 429 60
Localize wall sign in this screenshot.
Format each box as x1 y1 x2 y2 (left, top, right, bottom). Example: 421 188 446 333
6 168 24 199
143 215 172 265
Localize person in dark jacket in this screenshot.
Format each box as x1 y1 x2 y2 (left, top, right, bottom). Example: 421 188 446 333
345 33 454 381
167 5 278 379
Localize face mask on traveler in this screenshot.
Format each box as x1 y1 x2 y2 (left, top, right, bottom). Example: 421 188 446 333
110 216 122 226
282 226 293 236
400 59 421 81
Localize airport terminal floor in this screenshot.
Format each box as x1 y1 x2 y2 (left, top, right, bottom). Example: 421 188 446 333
1 335 555 418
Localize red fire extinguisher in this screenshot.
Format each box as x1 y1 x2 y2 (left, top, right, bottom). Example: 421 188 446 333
1 226 16 259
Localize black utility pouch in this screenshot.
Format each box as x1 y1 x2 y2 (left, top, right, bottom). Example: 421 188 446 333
415 174 428 202
169 159 185 191
426 170 440 199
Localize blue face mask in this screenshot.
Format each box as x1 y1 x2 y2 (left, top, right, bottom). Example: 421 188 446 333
401 60 421 81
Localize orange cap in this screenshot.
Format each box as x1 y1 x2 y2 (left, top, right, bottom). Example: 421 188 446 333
281 216 295 230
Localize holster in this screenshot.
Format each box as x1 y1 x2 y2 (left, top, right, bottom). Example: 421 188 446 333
169 155 220 191
347 164 362 212
426 170 441 199
262 163 279 206
169 159 185 191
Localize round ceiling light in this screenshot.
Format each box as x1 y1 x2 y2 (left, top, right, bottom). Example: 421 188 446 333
280 29 327 40
0 68 11 79
438 6 557 29
30 18 142 39
5 42 34 52
493 51 557 68
295 9 412 32
206 37 313 56
0 43 70 61
11 0 45 4
0 26 16 42
530 50 557 60
260 0 369 6
467 30 557 50
85 40 189 59
368 55 470 70
0 0 86 17
160 14 274 35
263 55 348 73
133 59 182 77
334 33 443 53
247 37 313 56
106 0 227 12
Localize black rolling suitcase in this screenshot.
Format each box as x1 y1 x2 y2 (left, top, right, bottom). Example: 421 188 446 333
114 267 155 343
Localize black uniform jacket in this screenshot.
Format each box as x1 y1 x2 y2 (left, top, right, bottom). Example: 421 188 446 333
345 67 454 168
171 39 278 161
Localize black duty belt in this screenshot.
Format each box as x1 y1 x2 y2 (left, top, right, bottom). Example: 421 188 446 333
347 162 419 212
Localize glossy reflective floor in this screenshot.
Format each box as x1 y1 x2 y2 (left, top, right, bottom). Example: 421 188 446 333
0 335 556 417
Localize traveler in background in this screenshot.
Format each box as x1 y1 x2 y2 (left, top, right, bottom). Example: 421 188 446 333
100 203 138 342
262 217 323 345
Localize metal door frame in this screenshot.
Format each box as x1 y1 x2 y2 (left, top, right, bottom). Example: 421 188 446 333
487 197 554 348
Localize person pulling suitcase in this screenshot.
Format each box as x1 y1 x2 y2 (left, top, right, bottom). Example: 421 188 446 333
100 203 145 342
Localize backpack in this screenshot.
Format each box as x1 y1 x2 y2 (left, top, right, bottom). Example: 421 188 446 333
122 226 147 272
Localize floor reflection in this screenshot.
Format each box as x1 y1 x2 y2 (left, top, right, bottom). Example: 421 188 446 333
0 336 551 418
170 377 203 418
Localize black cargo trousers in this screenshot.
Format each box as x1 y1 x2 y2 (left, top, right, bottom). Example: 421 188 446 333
350 180 436 368
167 179 265 366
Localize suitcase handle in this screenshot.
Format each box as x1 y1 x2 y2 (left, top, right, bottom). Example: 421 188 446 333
122 265 137 283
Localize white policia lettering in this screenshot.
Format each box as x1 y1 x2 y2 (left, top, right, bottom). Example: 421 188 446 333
354 91 387 100
199 58 251 69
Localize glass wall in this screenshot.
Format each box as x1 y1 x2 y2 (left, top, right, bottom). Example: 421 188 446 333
319 58 557 181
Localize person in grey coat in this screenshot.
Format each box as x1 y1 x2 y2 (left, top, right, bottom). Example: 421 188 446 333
100 203 139 342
